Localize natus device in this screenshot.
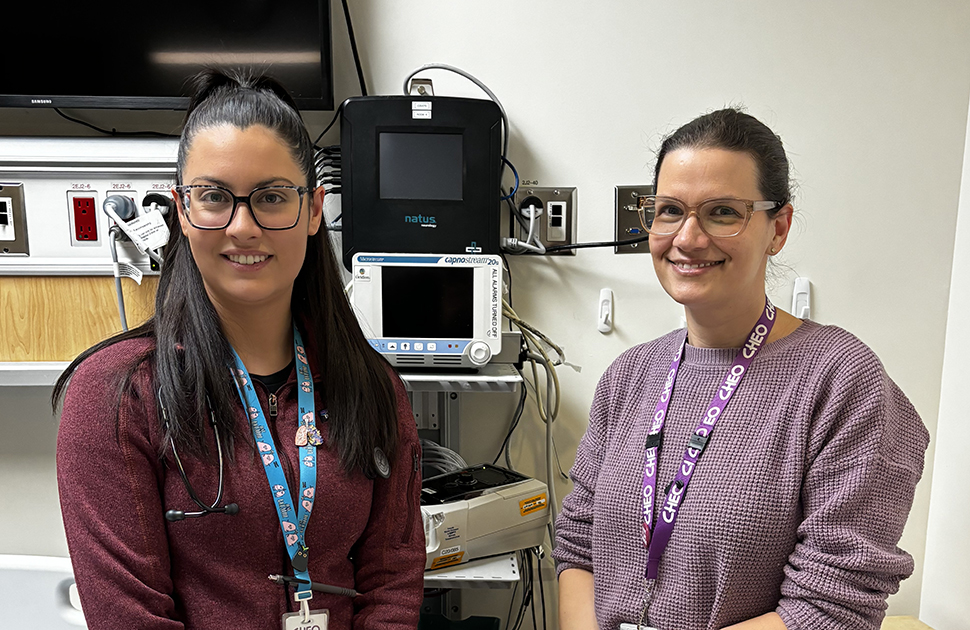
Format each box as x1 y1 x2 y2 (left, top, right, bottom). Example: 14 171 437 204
339 96 503 269
351 253 502 369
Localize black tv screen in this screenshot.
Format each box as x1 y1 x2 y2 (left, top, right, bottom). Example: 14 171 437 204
0 0 333 110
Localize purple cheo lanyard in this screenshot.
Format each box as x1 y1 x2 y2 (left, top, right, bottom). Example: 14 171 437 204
641 297 776 581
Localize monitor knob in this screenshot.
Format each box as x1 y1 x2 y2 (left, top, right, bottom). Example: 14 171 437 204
467 341 491 366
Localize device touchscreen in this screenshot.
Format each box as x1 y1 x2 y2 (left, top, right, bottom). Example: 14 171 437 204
381 266 474 339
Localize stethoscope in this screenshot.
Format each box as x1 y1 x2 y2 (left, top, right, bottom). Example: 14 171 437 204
158 385 393 523
159 389 239 522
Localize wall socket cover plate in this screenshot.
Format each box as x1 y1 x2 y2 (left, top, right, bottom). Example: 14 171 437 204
0 183 29 255
511 186 577 255
614 185 653 254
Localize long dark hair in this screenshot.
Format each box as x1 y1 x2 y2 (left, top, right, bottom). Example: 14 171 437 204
53 69 399 476
655 108 792 211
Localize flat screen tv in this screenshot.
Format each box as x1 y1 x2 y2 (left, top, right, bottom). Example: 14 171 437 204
0 1 333 110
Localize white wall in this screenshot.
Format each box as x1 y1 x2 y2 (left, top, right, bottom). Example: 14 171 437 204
0 386 67 557
2 0 970 624
348 0 970 618
920 97 970 629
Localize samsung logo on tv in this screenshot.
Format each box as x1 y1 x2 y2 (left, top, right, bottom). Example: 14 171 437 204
405 214 437 228
31 99 53 104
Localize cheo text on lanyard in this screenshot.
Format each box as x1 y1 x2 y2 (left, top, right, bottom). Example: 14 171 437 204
231 325 319 603
641 298 776 581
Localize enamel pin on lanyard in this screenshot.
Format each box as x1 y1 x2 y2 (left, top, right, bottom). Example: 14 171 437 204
635 298 776 629
231 325 329 629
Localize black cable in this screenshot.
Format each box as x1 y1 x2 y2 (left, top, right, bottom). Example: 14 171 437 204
544 233 651 253
313 104 344 147
536 549 547 630
54 108 178 138
552 435 570 480
529 551 538 630
493 384 528 466
504 579 520 630
512 551 533 630
340 0 368 97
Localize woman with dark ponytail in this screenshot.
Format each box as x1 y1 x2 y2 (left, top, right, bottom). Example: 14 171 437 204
54 69 425 629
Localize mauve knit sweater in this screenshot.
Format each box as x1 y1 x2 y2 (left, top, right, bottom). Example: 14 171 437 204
553 321 928 630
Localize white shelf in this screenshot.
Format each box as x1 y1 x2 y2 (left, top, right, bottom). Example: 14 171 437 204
423 552 519 589
0 361 525 389
0 362 70 387
400 363 522 393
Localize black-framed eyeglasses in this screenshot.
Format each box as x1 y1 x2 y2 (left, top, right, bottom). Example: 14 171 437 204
637 195 785 238
175 184 310 230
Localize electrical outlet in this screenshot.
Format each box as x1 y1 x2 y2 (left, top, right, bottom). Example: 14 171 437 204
0 182 29 255
68 191 101 246
614 185 653 254
511 186 576 255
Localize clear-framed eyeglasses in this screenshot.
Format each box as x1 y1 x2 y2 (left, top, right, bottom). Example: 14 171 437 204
637 195 785 238
174 184 310 230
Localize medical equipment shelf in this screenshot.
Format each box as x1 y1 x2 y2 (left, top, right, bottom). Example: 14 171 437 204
0 362 71 387
399 362 522 393
0 361 524 388
423 552 519 589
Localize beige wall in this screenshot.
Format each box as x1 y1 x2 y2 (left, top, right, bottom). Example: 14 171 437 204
921 95 970 628
2 0 969 624
345 0 970 618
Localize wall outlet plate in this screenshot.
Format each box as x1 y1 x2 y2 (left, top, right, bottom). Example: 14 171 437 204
67 191 101 247
614 185 653 254
0 183 29 255
511 186 576 255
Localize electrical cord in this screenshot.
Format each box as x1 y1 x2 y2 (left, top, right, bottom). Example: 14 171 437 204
313 103 344 147
500 299 563 546
402 63 514 199
544 233 651 253
528 351 559 543
311 0 366 147
500 156 519 201
493 383 527 467
54 108 178 138
108 227 129 331
536 547 547 630
503 202 546 254
340 0 368 97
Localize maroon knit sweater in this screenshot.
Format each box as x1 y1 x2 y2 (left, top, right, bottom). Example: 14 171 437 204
57 338 425 630
553 321 928 630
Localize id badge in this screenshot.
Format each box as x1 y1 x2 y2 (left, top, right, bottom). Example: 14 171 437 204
619 624 658 630
282 608 329 630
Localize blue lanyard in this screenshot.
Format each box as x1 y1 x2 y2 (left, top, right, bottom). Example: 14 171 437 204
231 325 317 601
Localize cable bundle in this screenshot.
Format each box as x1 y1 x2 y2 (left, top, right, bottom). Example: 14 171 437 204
421 440 467 475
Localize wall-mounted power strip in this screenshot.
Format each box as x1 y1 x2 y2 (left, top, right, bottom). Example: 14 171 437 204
0 137 178 275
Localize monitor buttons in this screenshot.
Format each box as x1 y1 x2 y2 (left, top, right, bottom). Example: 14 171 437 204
401 342 410 351
388 342 397 350
427 342 437 351
414 342 424 351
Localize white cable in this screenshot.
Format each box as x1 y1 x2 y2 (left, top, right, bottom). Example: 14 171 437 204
528 352 558 544
108 228 129 332
402 64 509 161
525 204 537 247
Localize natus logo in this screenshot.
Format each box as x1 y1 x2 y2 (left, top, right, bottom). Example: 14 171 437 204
405 214 437 228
